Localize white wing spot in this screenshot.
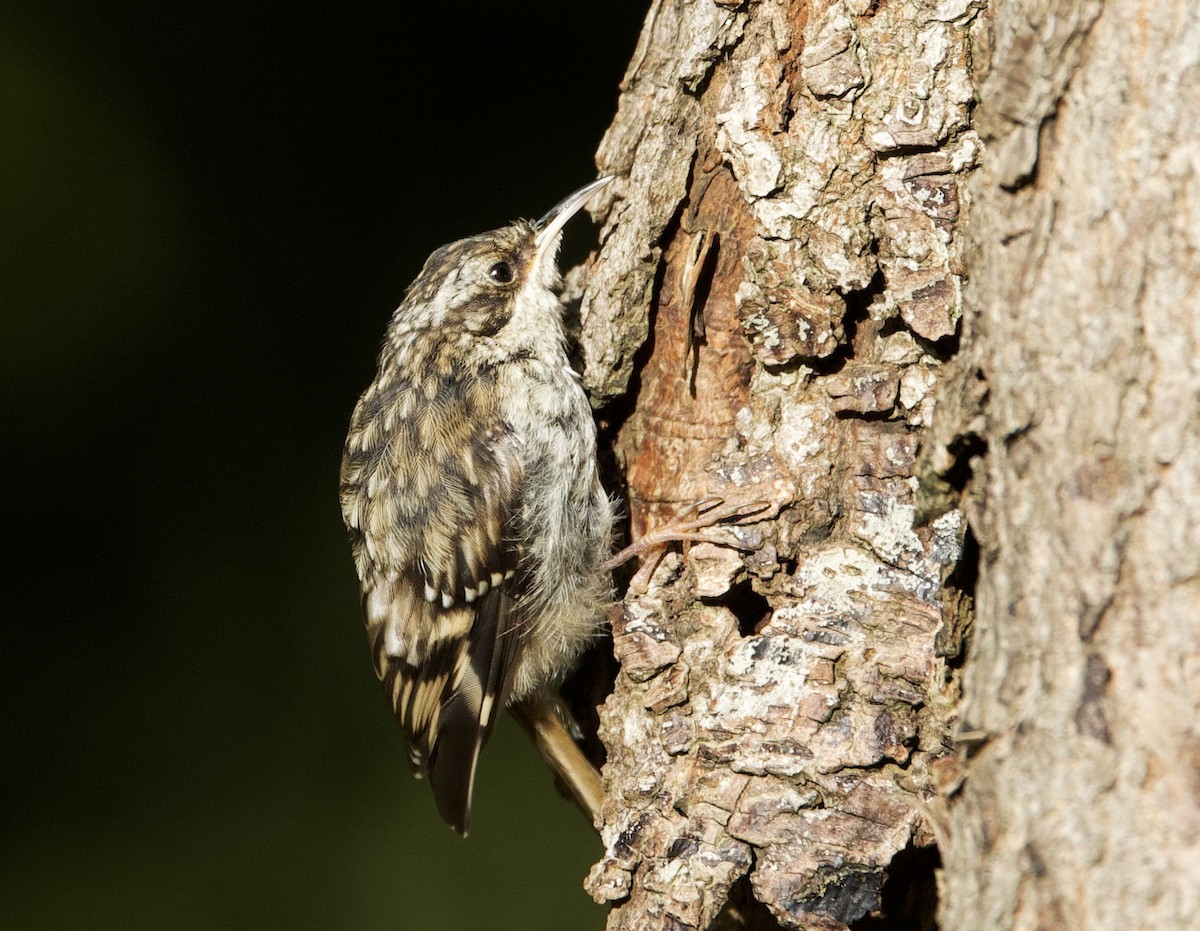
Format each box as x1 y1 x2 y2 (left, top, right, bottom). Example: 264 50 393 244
384 627 408 659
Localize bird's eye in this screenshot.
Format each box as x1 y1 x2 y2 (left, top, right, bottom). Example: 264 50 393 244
488 261 513 283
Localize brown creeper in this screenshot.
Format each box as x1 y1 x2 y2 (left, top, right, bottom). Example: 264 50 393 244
339 178 616 835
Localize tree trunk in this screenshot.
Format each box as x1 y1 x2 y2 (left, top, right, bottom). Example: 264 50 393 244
938 1 1200 929
576 0 978 927
572 0 1199 929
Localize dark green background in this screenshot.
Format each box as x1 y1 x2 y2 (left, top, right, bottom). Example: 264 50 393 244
2 3 646 927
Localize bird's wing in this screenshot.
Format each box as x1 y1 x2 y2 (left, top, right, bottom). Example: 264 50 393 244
342 378 526 836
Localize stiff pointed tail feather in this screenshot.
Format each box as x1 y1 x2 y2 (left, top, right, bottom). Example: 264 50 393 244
379 587 520 836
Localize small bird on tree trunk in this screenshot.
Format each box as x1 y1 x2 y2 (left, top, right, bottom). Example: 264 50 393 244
340 179 617 835
340 178 764 835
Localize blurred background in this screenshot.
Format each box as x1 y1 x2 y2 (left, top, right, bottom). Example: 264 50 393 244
1 2 648 927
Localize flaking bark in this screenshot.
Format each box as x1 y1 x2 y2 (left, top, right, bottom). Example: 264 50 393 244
575 0 982 927
572 0 1200 928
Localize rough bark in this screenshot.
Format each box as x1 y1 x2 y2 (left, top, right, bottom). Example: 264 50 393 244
573 0 982 927
937 1 1200 928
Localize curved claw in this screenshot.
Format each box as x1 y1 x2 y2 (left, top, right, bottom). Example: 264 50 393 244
603 494 780 592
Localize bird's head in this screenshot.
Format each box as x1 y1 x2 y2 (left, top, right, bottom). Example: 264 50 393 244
387 177 613 351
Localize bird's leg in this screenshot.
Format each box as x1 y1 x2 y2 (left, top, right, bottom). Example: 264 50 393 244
604 497 773 594
510 690 603 828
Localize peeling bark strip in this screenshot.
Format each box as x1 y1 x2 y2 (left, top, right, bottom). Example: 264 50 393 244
577 0 982 927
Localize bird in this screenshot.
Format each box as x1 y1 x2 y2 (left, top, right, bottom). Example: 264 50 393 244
339 178 617 836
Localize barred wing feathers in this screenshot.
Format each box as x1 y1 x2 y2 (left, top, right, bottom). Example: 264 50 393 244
342 377 525 836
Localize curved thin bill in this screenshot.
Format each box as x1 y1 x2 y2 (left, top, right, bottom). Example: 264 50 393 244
532 176 614 252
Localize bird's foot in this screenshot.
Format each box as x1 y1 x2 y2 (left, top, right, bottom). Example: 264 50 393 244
604 496 774 594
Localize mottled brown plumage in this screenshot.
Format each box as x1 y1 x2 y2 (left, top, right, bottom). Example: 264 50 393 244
339 179 615 835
